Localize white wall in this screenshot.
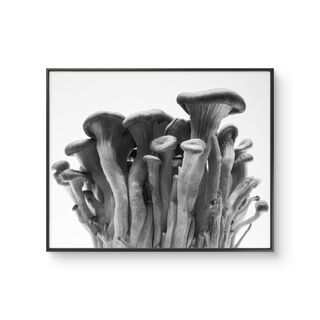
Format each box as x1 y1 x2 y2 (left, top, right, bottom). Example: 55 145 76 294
0 1 319 319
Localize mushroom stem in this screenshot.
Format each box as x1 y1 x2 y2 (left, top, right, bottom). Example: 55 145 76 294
206 135 222 210
229 195 260 247
143 155 162 247
163 175 178 248
231 200 269 235
172 139 210 248
233 224 252 248
150 135 177 231
97 141 129 243
210 193 223 248
186 216 195 248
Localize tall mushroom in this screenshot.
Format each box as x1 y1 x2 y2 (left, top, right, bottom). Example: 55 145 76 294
171 138 207 248
217 124 238 206
64 138 114 228
143 155 163 247
173 89 246 247
150 135 177 231
83 111 130 243
123 109 173 247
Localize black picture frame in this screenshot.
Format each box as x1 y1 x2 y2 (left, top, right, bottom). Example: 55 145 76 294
46 68 274 252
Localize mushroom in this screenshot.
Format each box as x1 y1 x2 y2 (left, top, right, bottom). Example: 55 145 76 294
231 200 269 248
221 177 261 248
231 151 254 193
150 135 177 230
143 155 163 247
176 89 246 141
186 216 195 248
163 175 178 248
176 89 246 244
60 169 92 225
235 138 253 156
171 139 207 248
51 160 77 203
64 138 114 226
123 109 173 247
83 111 131 243
217 124 238 205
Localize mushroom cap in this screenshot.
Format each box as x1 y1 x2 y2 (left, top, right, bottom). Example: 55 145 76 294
177 89 246 115
123 109 173 129
235 138 253 154
180 139 206 154
165 118 191 142
65 139 96 156
255 200 269 212
143 154 162 165
51 160 70 173
233 152 253 168
83 111 125 139
150 135 177 154
60 169 87 182
218 124 238 146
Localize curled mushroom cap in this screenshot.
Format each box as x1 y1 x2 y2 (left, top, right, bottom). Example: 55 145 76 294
180 139 206 154
217 124 238 150
150 135 177 154
51 160 70 173
235 138 253 156
255 200 269 212
51 160 70 186
177 89 246 141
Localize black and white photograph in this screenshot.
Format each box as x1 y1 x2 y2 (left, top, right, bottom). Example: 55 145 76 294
47 69 273 250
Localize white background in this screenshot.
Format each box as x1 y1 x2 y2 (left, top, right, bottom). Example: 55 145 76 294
0 0 319 319
50 71 271 248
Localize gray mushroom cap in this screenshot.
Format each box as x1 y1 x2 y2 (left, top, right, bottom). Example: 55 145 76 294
218 124 238 150
83 111 126 141
180 139 206 154
255 200 269 212
64 139 96 156
51 160 70 173
177 89 246 115
123 109 173 129
150 135 177 154
235 138 253 156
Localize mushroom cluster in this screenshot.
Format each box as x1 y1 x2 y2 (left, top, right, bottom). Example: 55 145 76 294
52 88 269 249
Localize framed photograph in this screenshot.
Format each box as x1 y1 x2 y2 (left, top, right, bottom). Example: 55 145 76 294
47 68 273 251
